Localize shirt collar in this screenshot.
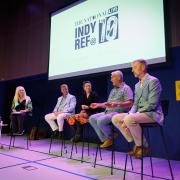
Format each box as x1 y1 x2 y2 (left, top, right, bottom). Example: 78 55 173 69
114 82 125 89
139 73 148 83
62 93 69 98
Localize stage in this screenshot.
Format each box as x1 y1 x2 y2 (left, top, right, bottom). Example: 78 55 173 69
0 135 179 180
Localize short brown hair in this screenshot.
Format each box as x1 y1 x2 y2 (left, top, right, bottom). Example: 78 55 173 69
82 81 92 88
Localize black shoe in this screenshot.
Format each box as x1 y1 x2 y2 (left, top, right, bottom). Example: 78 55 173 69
51 130 59 137
16 130 25 136
72 134 81 143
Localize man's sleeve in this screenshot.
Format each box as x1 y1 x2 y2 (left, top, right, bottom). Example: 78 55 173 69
129 85 138 113
53 99 59 112
66 96 76 113
124 86 133 101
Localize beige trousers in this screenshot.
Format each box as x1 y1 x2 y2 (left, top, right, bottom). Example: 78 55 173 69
112 113 155 147
45 112 71 132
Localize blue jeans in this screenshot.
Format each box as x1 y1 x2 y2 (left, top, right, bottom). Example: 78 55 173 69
89 112 118 142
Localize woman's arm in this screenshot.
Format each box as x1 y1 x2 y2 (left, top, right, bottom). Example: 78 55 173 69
11 101 16 112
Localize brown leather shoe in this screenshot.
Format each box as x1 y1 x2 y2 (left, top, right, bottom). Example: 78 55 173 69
100 139 113 148
134 146 150 159
128 145 138 156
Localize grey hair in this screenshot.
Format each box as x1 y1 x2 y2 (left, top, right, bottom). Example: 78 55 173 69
111 70 123 81
132 59 148 71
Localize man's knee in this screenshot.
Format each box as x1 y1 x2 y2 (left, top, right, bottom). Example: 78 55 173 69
97 121 104 128
57 114 65 120
44 114 50 121
89 114 97 125
112 114 121 125
97 116 109 127
124 115 135 126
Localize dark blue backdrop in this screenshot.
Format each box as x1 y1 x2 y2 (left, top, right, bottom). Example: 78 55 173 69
0 46 180 160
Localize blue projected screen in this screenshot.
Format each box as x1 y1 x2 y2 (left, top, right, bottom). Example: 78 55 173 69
48 0 166 80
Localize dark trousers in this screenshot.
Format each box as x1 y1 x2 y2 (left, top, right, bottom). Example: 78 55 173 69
10 113 27 133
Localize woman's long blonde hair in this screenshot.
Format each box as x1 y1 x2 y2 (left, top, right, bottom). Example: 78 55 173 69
13 86 27 104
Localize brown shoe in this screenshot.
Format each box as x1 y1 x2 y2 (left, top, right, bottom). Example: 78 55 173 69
128 145 138 156
134 146 150 159
100 139 113 148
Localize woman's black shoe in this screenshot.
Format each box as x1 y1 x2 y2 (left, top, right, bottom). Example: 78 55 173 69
16 130 25 136
72 134 80 142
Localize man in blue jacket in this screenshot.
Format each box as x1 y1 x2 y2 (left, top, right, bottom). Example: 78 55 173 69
112 60 164 158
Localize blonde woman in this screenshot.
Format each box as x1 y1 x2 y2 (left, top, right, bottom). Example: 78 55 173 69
10 86 32 135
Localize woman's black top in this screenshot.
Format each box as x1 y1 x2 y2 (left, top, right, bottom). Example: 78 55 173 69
82 91 98 115
15 100 26 111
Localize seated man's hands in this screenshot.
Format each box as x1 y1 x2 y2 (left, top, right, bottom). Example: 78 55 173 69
105 102 120 107
105 102 119 108
90 103 99 109
90 102 108 109
81 105 89 110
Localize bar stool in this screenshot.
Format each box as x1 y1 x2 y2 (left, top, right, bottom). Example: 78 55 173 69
49 130 65 156
9 120 31 150
9 132 30 149
70 123 90 163
0 117 8 149
123 100 174 180
111 124 134 175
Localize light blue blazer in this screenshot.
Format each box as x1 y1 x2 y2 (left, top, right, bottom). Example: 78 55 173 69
53 93 76 114
129 74 164 125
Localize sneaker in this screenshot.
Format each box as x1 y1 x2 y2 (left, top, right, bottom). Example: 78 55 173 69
100 139 113 148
